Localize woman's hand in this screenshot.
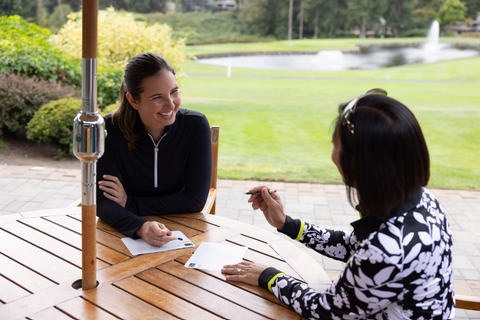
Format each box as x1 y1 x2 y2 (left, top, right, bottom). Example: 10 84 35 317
136 221 178 246
99 175 128 207
247 186 286 230
222 261 269 286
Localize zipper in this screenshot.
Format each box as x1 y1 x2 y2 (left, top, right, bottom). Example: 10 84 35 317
148 133 167 188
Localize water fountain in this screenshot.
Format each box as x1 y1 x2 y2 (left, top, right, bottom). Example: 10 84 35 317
197 22 479 71
427 20 440 46
422 20 444 63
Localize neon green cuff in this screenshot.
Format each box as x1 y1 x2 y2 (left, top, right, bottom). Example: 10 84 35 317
295 221 305 241
267 273 286 292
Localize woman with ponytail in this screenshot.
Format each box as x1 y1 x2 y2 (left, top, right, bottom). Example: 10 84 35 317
96 52 212 246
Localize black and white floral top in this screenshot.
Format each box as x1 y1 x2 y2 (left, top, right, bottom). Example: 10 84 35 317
258 188 455 319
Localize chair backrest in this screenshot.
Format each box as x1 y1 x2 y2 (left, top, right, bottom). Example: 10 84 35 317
210 126 219 190
206 126 219 215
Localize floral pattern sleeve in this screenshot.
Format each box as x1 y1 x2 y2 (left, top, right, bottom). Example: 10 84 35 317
263 188 455 319
300 223 358 263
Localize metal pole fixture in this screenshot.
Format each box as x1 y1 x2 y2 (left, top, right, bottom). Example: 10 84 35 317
73 0 105 290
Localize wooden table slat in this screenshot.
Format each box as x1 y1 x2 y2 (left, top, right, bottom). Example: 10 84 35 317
0 213 23 226
115 276 223 320
226 234 282 260
137 268 271 320
200 214 281 242
156 260 301 320
0 230 81 284
269 240 332 291
45 215 133 256
0 275 30 304
0 253 55 294
97 227 238 286
240 243 301 280
1 222 109 270
126 215 207 239
40 215 82 234
162 215 219 233
20 218 130 265
56 296 120 320
83 285 177 320
0 284 81 320
28 306 76 320
174 254 284 304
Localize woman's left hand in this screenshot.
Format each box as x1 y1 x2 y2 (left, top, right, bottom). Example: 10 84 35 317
98 175 128 207
222 261 269 286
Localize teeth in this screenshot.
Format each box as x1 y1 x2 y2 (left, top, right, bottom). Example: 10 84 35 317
160 111 173 116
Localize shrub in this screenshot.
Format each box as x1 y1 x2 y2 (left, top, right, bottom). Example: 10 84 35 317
100 102 119 116
97 65 124 108
55 7 186 72
0 73 78 135
26 97 82 158
0 15 80 83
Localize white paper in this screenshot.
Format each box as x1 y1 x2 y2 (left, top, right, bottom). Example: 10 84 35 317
184 242 248 271
121 231 194 255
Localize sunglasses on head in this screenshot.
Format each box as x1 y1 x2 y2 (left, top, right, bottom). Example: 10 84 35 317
341 88 388 135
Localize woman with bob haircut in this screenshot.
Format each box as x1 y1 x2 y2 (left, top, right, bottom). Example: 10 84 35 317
222 89 455 319
96 52 212 246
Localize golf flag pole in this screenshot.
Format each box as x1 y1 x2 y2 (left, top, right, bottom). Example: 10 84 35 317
73 0 105 290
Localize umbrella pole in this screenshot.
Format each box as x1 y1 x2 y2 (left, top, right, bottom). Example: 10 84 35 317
73 0 104 290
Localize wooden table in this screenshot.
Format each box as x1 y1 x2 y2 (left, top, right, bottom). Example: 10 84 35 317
0 208 332 320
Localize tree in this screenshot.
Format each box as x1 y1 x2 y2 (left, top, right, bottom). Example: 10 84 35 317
0 0 37 19
462 0 480 19
288 0 293 40
238 0 279 37
47 4 72 33
438 0 467 26
347 0 384 38
383 0 414 37
303 0 325 38
100 0 167 13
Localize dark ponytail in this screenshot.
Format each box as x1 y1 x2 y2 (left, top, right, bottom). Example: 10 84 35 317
112 52 175 150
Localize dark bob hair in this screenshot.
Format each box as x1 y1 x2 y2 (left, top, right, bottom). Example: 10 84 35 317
333 94 430 220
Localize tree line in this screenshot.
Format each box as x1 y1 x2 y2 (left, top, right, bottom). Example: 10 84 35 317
1 0 479 39
240 0 479 39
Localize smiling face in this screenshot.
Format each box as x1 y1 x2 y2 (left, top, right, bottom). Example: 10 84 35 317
126 69 181 141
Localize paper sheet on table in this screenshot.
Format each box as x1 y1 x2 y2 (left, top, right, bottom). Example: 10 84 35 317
184 242 248 271
122 231 194 255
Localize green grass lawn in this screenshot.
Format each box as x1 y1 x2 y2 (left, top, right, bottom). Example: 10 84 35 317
179 39 480 190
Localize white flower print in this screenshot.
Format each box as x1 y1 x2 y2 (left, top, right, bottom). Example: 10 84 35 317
412 251 432 273
266 188 454 320
412 277 441 300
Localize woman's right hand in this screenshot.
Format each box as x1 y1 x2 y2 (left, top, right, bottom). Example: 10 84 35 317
247 186 286 230
136 221 177 246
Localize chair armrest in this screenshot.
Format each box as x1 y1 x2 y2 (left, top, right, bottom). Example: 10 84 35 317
456 294 480 311
201 188 217 215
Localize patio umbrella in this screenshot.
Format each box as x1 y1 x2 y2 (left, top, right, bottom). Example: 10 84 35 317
73 0 105 290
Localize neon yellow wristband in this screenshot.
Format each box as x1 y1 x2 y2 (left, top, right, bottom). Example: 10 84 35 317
295 221 305 241
267 272 286 292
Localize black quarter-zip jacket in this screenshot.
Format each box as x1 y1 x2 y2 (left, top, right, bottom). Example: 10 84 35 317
96 108 212 238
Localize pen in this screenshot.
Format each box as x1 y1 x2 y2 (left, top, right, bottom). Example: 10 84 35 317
244 190 277 195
